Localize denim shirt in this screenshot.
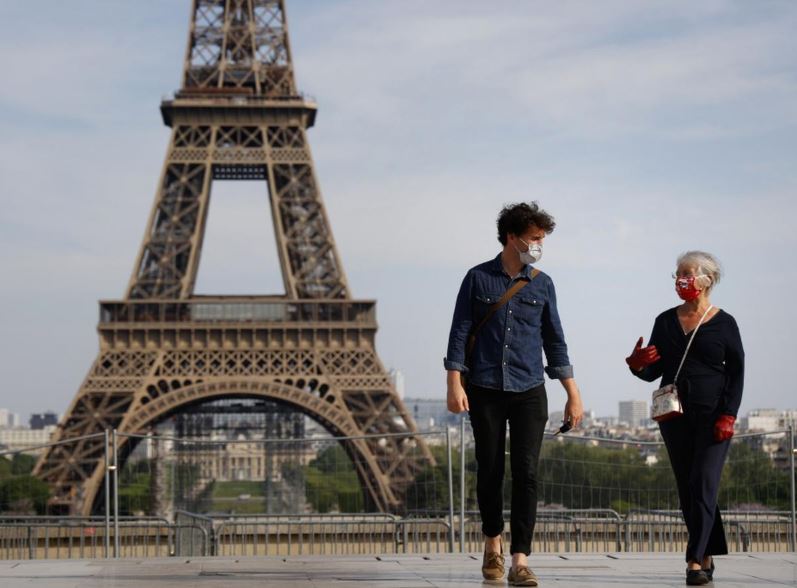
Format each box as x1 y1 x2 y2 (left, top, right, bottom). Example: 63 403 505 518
444 254 574 392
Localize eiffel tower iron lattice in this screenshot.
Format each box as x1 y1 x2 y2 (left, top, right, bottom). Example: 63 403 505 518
34 0 433 516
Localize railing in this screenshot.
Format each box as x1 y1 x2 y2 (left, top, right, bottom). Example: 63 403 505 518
3 510 791 560
0 516 185 560
98 299 376 325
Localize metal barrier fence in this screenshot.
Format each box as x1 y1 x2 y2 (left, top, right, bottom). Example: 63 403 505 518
173 512 452 557
0 422 794 559
0 516 202 560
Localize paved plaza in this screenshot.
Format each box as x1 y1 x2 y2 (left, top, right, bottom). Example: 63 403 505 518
0 553 795 588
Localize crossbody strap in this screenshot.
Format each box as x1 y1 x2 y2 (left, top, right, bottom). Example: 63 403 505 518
673 305 714 381
465 269 540 360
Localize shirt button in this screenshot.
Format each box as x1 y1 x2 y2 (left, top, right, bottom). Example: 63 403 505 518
507 327 511 331
503 361 507 366
509 310 513 314
505 344 509 348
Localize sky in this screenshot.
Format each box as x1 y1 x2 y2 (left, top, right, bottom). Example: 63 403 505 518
0 1 795 424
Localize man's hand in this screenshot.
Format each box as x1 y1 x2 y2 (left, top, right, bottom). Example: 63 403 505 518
626 336 661 372
560 378 584 428
446 370 470 414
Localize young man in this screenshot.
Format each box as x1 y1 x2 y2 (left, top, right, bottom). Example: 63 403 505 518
444 202 583 586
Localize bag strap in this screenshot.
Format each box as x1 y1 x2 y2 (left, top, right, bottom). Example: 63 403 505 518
673 305 714 381
466 268 540 359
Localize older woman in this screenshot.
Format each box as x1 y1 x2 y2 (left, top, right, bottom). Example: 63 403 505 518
626 251 744 586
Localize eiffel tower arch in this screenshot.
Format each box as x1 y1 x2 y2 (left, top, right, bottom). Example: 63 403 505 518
34 0 433 515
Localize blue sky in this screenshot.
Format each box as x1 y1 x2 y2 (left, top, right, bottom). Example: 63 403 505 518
0 1 795 423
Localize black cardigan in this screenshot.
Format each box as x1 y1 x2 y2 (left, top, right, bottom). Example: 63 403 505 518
633 307 745 417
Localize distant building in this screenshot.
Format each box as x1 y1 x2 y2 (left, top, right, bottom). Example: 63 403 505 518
0 426 56 454
388 368 406 400
595 415 618 427
30 412 59 430
619 400 648 428
405 398 458 431
548 411 565 432
0 408 21 429
744 409 796 432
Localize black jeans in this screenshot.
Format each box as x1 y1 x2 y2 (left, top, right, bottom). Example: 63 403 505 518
467 383 548 555
659 403 730 563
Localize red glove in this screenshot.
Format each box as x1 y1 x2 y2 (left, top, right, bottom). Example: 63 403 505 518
714 414 736 442
625 337 661 371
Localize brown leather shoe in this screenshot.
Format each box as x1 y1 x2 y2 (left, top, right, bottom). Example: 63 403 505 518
508 565 539 586
481 545 505 581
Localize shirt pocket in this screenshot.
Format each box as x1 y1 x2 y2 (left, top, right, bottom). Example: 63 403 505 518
515 295 545 324
473 293 503 322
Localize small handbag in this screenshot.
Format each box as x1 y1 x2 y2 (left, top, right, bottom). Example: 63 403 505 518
650 305 713 422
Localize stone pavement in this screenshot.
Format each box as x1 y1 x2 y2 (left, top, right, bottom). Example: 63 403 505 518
0 553 795 587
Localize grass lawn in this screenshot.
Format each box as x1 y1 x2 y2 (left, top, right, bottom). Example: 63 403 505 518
210 498 268 514
212 480 265 498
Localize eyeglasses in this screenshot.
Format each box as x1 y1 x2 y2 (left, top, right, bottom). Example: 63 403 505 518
671 272 709 280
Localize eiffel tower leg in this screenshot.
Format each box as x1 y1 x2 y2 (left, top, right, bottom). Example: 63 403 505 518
34 351 159 515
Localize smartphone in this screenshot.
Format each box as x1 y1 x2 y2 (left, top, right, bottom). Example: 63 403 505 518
554 421 572 436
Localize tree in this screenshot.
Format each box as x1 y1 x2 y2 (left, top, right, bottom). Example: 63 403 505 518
10 454 36 475
720 441 791 510
304 445 364 513
0 475 50 514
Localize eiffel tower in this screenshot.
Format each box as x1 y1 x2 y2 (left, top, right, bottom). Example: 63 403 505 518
34 0 432 515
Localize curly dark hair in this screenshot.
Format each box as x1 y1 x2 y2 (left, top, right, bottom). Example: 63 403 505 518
496 202 556 245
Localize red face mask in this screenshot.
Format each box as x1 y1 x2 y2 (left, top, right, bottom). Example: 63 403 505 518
675 276 702 301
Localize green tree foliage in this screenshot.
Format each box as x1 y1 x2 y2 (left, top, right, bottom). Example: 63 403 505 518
0 475 50 514
304 445 363 513
0 454 37 480
118 459 153 515
719 441 791 510
537 442 679 511
0 453 50 514
400 438 793 514
403 444 477 514
10 454 36 475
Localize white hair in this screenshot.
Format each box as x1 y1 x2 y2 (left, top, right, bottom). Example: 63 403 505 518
676 250 723 291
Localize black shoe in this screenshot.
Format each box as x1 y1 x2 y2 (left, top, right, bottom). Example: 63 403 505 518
686 569 710 585
702 559 715 581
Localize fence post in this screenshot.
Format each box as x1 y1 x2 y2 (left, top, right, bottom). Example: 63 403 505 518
789 421 795 553
459 415 466 553
112 429 120 559
104 429 111 559
446 426 455 553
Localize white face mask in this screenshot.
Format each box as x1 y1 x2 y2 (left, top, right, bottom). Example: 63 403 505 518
516 238 542 264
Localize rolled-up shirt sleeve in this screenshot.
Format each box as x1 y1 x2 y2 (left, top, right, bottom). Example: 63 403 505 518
444 271 473 373
541 277 574 380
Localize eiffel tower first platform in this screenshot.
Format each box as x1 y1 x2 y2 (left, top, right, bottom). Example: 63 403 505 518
34 0 433 516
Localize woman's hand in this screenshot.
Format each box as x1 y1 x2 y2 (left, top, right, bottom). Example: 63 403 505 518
626 336 661 371
714 414 736 442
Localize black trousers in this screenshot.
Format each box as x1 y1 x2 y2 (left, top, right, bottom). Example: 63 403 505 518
659 404 730 563
467 383 548 555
